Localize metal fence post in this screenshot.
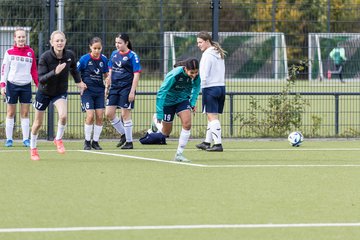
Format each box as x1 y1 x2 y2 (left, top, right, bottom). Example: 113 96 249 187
101 2 106 53
335 94 339 135
272 0 276 32
229 93 234 136
211 0 220 41
57 0 64 31
160 0 164 77
327 0 331 32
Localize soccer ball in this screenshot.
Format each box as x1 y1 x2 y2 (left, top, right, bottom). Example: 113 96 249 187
288 131 304 147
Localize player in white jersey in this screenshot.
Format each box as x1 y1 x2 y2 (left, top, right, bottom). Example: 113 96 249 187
196 31 226 152
0 28 39 147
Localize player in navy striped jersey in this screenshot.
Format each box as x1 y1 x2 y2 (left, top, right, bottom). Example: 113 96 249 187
77 37 109 150
105 33 141 149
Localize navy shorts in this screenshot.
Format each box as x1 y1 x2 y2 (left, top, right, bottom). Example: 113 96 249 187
202 86 226 114
106 86 134 109
163 100 191 122
5 81 32 104
33 91 67 111
81 89 105 112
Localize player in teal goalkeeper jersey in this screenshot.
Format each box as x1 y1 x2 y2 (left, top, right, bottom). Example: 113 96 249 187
329 45 347 82
154 58 200 162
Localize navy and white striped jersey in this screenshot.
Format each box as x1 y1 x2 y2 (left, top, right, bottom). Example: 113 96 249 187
77 53 108 93
108 50 141 88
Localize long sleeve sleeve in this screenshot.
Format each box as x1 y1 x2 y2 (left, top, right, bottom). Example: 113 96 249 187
156 72 176 120
0 51 10 88
190 75 201 107
30 50 39 87
70 51 81 83
38 56 55 84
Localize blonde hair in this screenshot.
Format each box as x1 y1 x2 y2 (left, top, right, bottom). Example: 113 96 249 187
197 31 227 59
50 30 66 42
13 27 26 37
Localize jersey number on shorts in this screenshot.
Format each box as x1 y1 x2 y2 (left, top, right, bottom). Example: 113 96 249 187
33 101 43 109
164 114 172 122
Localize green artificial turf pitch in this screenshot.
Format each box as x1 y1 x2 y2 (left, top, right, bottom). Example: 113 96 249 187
1 139 360 240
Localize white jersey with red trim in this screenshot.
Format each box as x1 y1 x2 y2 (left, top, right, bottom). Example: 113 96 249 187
0 45 38 87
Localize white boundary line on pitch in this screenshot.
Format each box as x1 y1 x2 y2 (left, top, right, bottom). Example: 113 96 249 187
80 150 207 167
1 222 360 233
81 151 360 168
203 164 360 168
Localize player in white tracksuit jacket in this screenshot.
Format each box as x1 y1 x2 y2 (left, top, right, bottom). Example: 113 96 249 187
0 28 38 147
196 31 226 152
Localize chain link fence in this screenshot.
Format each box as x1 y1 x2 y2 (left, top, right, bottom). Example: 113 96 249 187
1 0 360 139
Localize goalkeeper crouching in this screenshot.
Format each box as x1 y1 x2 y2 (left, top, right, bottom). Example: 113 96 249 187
144 58 200 162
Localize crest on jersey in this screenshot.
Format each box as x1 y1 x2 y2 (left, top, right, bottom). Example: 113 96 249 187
123 56 128 61
115 61 122 67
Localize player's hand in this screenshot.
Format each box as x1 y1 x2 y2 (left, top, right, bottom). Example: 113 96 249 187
190 106 196 116
128 91 135 102
55 62 66 75
77 81 87 95
105 76 111 88
105 87 109 99
0 87 6 97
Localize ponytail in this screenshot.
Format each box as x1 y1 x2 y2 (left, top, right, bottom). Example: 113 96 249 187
117 33 133 50
212 42 227 59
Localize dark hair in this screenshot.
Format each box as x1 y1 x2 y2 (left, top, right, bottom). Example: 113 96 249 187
173 57 199 70
89 36 102 46
117 33 132 50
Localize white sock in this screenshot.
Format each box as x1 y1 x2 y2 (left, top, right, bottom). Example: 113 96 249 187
93 125 103 142
177 128 191 154
205 121 213 143
21 118 30 141
84 124 93 141
110 117 125 135
209 119 222 144
5 118 14 140
55 123 66 140
123 120 133 142
30 133 38 149
156 122 163 133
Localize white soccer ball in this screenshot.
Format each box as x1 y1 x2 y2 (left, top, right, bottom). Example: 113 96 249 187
288 131 304 147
